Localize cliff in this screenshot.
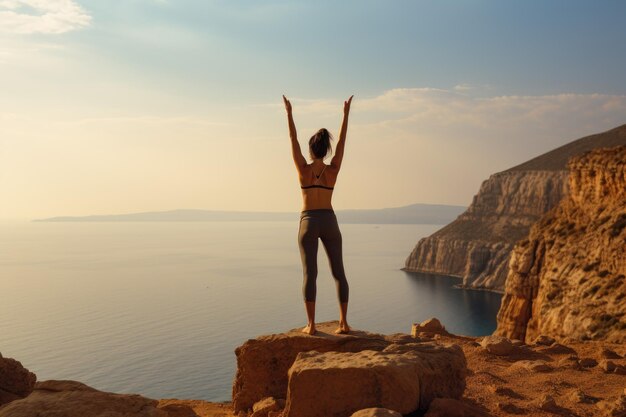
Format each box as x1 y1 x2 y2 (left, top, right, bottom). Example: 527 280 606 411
495 146 626 343
404 124 626 292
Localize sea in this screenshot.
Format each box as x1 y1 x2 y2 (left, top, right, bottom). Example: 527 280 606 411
0 219 502 401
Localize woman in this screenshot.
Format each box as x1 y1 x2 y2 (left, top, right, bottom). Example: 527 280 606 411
282 94 354 336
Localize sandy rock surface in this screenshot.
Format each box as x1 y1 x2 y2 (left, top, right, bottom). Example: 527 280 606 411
284 342 465 417
285 350 421 417
231 321 391 413
233 322 462 413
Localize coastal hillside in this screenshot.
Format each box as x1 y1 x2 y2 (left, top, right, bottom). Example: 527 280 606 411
496 146 626 343
403 124 626 292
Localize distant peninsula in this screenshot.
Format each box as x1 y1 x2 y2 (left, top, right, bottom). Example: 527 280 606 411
33 203 465 225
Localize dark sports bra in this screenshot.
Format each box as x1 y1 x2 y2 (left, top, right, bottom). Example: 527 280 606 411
300 165 334 190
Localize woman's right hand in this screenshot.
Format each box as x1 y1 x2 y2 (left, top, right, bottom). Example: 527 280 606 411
283 95 292 114
344 95 354 115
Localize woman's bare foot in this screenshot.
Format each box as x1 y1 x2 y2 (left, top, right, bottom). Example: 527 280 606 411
302 324 317 335
334 322 350 334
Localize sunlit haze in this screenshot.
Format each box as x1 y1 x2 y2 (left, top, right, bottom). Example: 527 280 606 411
2 1 626 220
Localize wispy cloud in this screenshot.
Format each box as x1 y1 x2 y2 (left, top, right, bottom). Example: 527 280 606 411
282 88 626 134
0 0 91 34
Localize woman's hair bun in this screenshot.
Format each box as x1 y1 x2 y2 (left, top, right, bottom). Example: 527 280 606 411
308 128 333 160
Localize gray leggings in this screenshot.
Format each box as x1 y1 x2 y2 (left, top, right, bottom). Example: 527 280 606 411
298 209 349 303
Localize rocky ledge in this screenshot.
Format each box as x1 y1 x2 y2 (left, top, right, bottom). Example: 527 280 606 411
2 320 626 416
232 321 467 417
496 146 626 343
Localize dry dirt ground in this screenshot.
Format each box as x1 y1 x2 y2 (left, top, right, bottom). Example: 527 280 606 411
156 333 626 417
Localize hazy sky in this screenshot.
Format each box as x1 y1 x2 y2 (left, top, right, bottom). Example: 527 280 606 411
1 0 626 219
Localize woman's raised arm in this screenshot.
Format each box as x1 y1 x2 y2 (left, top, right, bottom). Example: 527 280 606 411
330 95 353 171
283 95 307 173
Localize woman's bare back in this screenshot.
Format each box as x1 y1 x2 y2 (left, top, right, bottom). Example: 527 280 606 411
299 163 339 211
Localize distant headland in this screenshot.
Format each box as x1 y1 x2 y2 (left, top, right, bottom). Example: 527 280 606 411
32 204 466 225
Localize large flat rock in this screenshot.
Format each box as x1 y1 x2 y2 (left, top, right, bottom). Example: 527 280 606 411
284 342 466 417
232 322 391 413
285 350 421 417
232 321 467 415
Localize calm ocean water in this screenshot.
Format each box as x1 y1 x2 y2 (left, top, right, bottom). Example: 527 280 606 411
0 220 502 401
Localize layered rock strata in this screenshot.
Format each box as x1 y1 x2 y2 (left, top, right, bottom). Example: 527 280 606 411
495 146 626 343
404 124 626 292
232 321 467 416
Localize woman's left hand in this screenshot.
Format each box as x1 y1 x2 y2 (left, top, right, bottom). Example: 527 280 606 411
282 95 292 114
343 95 354 115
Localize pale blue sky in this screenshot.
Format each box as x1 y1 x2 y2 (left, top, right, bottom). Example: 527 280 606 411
1 1 625 218
70 0 626 96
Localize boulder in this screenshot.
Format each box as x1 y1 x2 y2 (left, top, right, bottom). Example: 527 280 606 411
379 343 467 407
0 380 168 417
232 322 391 413
283 342 467 417
350 408 402 417
480 335 514 356
411 318 449 337
251 397 285 417
0 354 37 407
232 321 457 414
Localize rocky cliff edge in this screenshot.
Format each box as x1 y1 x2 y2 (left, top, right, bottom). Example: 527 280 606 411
495 146 626 343
404 124 626 292
2 320 626 417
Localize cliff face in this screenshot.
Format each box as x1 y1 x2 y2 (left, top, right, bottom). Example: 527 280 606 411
495 146 626 343
404 171 569 290
404 124 626 292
